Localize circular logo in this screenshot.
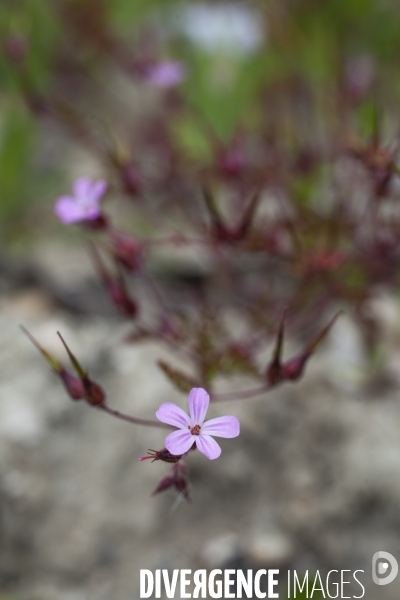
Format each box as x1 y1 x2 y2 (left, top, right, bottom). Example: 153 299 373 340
372 552 398 586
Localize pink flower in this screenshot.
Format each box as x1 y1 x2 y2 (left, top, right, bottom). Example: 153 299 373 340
144 61 186 88
156 388 240 460
54 177 107 224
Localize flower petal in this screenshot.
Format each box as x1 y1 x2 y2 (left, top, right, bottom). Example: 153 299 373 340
73 177 92 200
188 387 209 425
195 434 221 460
201 416 240 438
165 429 194 456
156 402 191 429
54 196 85 224
146 61 186 87
90 180 107 202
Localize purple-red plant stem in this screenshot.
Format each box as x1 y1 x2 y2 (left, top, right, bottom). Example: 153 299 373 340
140 269 169 313
143 236 213 248
98 404 171 429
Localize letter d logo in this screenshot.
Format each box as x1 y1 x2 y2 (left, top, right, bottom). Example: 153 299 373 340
372 551 398 586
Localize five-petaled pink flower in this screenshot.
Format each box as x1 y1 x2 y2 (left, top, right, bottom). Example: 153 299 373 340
156 388 240 460
144 61 186 88
54 177 107 224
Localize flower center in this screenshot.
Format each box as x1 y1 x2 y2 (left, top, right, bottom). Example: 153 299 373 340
190 424 201 435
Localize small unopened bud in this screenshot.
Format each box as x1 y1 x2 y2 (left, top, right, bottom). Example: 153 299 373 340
282 311 343 382
282 355 308 381
266 311 342 385
83 378 106 406
90 243 139 318
152 463 190 500
109 230 143 272
266 358 284 385
139 448 182 463
218 149 245 179
84 214 108 231
153 475 176 494
20 326 85 401
57 332 106 406
59 369 85 400
122 164 141 197
108 281 138 317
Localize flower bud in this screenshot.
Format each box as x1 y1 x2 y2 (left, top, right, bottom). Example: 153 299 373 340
21 327 85 401
282 355 308 381
109 280 138 318
266 311 342 385
218 149 245 179
84 214 108 231
109 230 143 272
153 475 175 494
266 358 285 385
122 164 141 197
82 378 106 406
57 332 106 406
139 448 182 463
152 463 190 500
284 312 343 382
91 243 139 318
59 369 85 400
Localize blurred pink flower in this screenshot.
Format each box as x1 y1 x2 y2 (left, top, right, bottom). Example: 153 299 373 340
156 388 240 460
54 177 107 224
144 61 186 88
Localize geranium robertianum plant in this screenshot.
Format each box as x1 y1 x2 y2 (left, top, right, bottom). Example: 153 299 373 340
9 0 400 499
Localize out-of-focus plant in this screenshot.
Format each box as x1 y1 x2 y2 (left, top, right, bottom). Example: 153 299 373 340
8 0 400 498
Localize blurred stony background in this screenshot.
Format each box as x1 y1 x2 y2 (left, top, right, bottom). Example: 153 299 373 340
1 244 400 599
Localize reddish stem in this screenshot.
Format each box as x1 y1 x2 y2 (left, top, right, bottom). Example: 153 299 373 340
98 404 171 429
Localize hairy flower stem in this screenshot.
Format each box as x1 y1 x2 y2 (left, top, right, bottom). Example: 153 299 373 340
98 404 172 429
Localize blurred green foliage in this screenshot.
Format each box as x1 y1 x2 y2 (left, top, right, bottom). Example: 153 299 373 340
0 0 59 92
182 50 266 142
0 100 35 222
0 0 60 239
110 0 177 30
